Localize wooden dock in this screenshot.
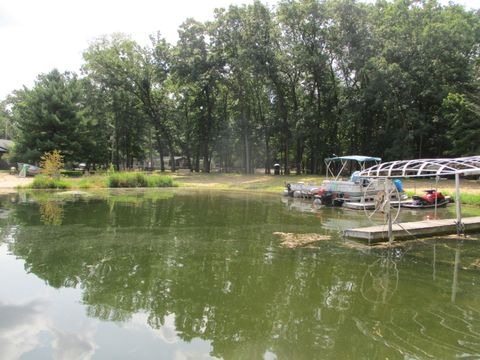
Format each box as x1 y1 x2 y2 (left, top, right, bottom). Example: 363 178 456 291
343 216 480 241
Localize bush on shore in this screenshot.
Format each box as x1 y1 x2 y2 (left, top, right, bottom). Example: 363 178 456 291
23 172 175 189
30 176 70 189
107 172 175 188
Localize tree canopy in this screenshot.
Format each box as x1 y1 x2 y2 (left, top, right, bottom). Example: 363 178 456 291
3 0 479 173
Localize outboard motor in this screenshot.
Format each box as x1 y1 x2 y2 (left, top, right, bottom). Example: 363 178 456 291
285 183 292 197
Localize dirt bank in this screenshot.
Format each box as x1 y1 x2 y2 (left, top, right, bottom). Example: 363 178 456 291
0 173 33 192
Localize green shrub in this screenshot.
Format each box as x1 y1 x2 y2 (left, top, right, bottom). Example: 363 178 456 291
108 172 146 187
146 175 175 187
107 172 175 188
77 177 105 189
40 150 64 179
30 176 70 189
61 170 84 177
444 191 480 206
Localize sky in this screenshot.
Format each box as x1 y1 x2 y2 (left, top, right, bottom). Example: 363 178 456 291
0 0 477 99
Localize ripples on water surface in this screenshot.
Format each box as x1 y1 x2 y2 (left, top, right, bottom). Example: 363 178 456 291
0 189 479 359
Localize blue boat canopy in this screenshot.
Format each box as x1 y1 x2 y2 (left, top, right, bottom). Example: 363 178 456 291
324 155 382 163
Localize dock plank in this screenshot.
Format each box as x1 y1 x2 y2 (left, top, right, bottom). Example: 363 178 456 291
343 216 480 241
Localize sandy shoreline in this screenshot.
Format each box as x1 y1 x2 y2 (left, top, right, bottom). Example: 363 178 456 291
0 173 33 192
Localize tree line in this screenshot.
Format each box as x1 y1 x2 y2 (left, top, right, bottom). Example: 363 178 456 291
1 0 479 174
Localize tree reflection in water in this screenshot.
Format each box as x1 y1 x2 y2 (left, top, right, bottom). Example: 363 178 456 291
39 200 64 226
3 191 480 359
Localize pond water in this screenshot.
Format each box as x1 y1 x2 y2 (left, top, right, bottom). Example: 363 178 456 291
1 189 480 359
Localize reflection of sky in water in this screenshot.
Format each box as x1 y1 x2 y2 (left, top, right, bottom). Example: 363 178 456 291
0 244 217 360
0 191 479 359
0 244 97 359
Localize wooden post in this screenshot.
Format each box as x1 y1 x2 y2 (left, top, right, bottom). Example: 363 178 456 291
386 180 393 243
455 173 462 235
451 247 460 303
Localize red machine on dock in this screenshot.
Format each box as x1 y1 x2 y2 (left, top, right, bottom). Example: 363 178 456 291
402 189 450 209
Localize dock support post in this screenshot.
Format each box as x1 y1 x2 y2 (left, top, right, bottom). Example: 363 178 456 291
455 173 463 235
386 180 393 243
451 247 460 303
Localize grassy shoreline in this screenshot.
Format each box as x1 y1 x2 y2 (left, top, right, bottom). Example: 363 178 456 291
19 171 480 206
23 172 177 190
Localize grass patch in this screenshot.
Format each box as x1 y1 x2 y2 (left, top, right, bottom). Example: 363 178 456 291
77 176 107 189
61 170 84 177
444 191 480 206
405 189 480 206
23 172 175 189
107 172 175 188
30 176 71 189
145 174 175 187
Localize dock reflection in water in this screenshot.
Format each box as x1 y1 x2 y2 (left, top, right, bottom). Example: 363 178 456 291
0 190 479 359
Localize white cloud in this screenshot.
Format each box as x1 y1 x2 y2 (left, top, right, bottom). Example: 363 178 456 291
0 0 254 98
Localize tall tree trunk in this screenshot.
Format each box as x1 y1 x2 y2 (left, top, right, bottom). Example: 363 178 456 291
203 86 214 173
244 129 250 174
159 146 165 172
148 128 154 170
115 130 120 171
279 94 289 175
203 152 210 173
296 137 303 175
264 131 270 174
169 145 176 172
125 129 131 169
185 151 192 172
194 152 200 173
155 133 165 172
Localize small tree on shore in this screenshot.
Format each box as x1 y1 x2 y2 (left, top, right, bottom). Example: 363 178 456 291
40 150 64 179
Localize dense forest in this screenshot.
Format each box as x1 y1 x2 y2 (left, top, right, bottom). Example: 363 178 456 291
1 0 479 174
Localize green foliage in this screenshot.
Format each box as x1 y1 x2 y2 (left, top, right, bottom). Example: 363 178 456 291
82 34 171 171
145 174 176 187
443 191 480 207
30 176 70 189
441 93 480 156
40 150 64 179
107 163 115 175
61 170 84 177
107 172 175 188
0 99 16 139
9 70 91 165
77 177 107 189
5 1 480 173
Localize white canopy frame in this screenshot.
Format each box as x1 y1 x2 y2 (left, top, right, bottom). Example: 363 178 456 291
325 155 382 180
358 156 480 178
358 156 480 236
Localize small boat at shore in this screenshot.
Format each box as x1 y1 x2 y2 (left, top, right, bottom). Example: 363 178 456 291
283 182 322 198
284 155 407 209
321 156 404 205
